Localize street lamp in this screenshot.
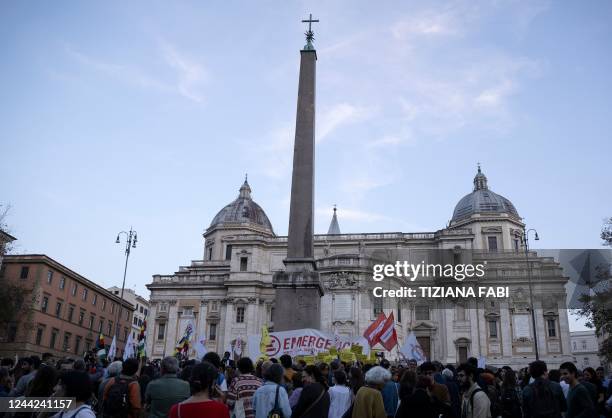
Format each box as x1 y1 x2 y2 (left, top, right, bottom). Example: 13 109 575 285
114 227 137 341
522 227 540 360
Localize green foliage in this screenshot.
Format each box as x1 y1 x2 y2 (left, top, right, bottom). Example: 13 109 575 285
578 217 612 364
0 282 28 324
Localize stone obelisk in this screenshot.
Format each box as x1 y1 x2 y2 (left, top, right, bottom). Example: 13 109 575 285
273 15 323 331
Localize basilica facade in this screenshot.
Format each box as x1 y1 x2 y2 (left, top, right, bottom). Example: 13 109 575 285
146 167 573 368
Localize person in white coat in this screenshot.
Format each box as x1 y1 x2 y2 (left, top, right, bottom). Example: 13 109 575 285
329 370 353 418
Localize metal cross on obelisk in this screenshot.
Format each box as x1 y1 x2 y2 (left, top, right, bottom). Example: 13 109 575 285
301 13 319 50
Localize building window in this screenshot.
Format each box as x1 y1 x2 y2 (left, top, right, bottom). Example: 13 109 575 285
89 315 95 330
74 336 82 355
210 301 218 311
139 306 143 313
123 328 128 341
487 236 498 252
373 298 383 316
456 304 466 321
78 311 85 326
514 239 520 252
20 266 29 279
67 306 74 322
209 323 217 341
59 277 65 289
63 333 71 352
547 319 556 337
157 323 166 340
397 301 402 323
55 301 63 318
207 247 213 260
82 288 88 301
47 270 53 284
582 340 587 350
98 319 104 333
138 319 142 327
573 341 577 350
584 357 589 366
92 294 97 306
71 283 77 296
110 303 115 314
159 303 168 312
125 310 129 321
415 306 429 320
85 340 92 353
240 257 248 272
133 317 138 326
50 329 58 349
225 245 233 260
102 299 106 311
107 322 113 336
35 327 44 345
144 309 148 316
41 296 49 313
236 307 245 323
182 307 193 317
7 323 17 342
489 320 498 338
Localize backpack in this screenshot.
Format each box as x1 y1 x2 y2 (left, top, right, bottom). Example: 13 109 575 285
103 377 132 418
500 387 522 418
528 380 558 418
486 384 501 418
268 384 284 418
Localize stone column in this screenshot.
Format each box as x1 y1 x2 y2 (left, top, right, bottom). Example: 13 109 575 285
534 301 548 357
198 301 208 340
146 303 157 358
558 303 571 356
223 300 234 353
166 300 179 356
500 302 512 359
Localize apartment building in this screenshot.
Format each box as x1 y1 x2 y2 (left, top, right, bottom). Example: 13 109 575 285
0 254 134 359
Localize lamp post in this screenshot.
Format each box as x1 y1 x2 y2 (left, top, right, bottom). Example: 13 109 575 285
114 228 137 343
522 227 540 360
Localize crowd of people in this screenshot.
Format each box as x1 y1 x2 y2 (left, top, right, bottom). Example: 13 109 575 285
1 350 611 418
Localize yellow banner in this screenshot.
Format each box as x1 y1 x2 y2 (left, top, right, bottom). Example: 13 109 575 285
350 344 363 355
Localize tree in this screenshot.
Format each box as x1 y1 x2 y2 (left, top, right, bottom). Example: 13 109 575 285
578 217 612 364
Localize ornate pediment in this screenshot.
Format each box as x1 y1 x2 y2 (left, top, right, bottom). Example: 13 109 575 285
325 272 358 289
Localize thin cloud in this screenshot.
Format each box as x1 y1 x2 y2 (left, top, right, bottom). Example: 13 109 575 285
159 41 208 103
317 103 374 143
64 42 208 103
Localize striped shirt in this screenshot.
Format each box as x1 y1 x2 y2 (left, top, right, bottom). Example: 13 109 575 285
227 374 264 418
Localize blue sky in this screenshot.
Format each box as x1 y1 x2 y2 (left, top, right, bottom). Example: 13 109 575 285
2 1 611 331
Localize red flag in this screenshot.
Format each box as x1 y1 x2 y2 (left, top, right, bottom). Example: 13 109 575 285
363 312 387 346
379 312 398 351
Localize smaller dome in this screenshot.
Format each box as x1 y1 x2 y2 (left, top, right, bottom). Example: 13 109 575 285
208 177 274 234
451 166 520 224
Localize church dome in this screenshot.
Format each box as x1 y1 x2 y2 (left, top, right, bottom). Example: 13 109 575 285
451 166 520 224
208 178 274 234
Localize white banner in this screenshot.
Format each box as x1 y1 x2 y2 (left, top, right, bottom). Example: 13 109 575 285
247 328 369 359
399 332 427 365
